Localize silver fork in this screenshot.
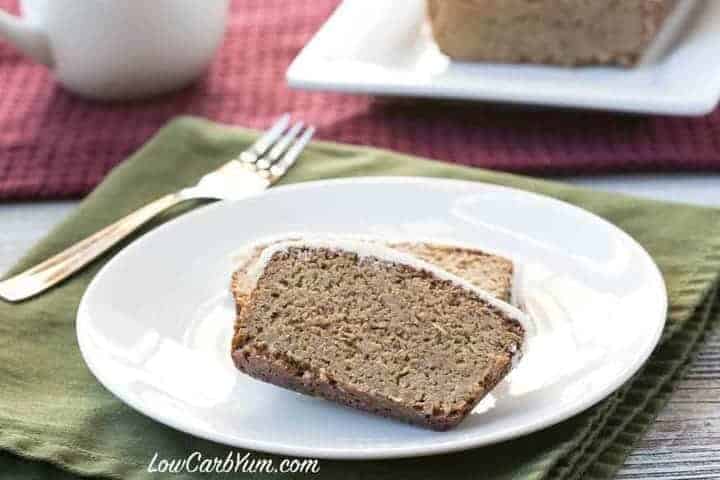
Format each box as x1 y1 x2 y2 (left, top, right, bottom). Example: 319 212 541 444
0 115 315 303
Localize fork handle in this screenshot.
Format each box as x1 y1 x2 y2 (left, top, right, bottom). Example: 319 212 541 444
0 192 184 302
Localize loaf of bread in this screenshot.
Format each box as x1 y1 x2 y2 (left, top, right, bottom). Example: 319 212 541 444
230 239 527 430
427 0 676 66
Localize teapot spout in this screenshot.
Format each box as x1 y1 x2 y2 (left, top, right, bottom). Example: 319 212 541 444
0 9 52 67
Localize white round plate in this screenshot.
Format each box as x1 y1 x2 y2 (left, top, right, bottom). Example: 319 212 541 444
77 177 667 459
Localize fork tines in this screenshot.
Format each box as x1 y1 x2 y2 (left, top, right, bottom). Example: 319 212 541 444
240 114 315 180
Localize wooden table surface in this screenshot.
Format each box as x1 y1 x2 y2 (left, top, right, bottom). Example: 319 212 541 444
1 174 719 479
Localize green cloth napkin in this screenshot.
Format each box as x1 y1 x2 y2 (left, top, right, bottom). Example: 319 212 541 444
1 117 719 480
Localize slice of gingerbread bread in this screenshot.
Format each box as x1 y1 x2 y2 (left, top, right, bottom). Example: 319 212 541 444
230 239 527 430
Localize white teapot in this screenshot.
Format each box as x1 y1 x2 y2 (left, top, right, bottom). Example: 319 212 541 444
0 0 230 100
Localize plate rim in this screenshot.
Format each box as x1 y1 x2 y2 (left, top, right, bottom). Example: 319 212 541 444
76 176 668 459
286 0 720 116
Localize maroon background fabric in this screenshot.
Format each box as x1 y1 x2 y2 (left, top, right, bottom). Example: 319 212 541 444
1 0 720 200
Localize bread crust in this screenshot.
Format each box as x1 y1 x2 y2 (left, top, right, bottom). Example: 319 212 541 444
232 332 515 431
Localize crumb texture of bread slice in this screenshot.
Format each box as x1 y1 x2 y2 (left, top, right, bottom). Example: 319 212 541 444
231 246 524 430
428 0 676 66
230 240 515 348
